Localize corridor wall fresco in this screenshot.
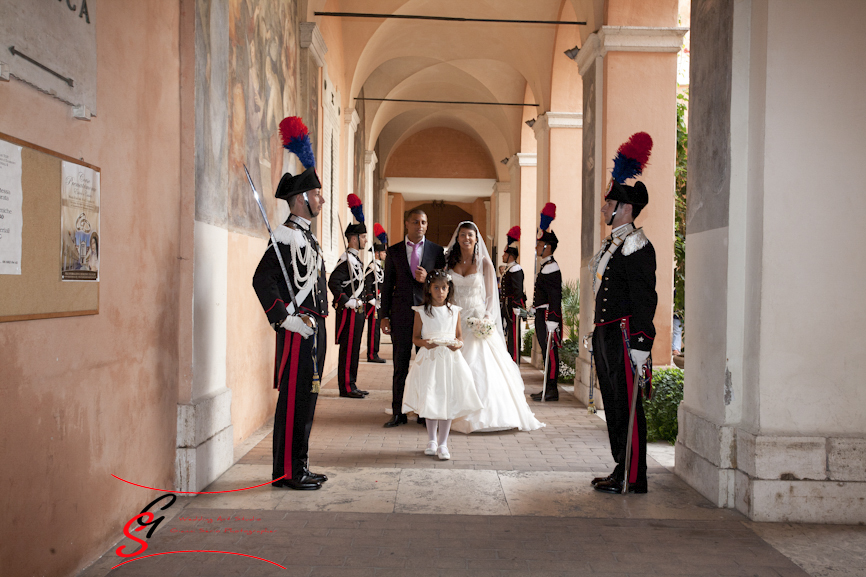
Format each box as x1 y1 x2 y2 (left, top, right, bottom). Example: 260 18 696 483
228 0 299 233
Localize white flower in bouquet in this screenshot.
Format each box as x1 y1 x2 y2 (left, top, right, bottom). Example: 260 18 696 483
467 316 495 339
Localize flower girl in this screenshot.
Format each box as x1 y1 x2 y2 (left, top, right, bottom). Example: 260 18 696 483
402 270 483 459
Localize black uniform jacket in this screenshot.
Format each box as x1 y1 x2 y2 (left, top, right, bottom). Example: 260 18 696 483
328 250 364 310
380 239 446 329
253 225 328 327
501 264 526 310
363 259 383 303
533 257 563 323
594 232 657 352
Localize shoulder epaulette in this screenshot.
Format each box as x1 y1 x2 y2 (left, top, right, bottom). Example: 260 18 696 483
272 225 302 245
541 261 560 274
622 228 649 256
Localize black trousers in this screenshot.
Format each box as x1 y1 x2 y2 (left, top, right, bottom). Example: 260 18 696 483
390 321 416 416
337 308 365 395
534 315 559 398
273 324 327 481
592 321 647 486
366 304 381 360
504 308 521 364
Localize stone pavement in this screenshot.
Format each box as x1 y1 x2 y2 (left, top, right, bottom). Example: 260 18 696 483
78 340 866 577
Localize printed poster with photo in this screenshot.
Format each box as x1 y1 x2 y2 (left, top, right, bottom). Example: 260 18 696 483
61 161 100 281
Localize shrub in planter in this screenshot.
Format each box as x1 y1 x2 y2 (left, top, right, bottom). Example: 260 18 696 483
644 367 684 444
522 327 534 357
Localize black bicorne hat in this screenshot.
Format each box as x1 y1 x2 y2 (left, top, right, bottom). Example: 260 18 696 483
605 180 649 207
345 223 367 237
504 246 519 258
373 242 387 252
275 167 322 201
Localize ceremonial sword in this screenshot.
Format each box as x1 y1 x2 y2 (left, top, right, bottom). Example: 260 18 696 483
619 319 648 494
244 164 303 321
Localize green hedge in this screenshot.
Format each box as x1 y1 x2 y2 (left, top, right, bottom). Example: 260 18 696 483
645 367 684 444
522 327 534 357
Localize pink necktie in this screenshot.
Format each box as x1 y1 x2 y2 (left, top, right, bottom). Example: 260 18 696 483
408 240 422 274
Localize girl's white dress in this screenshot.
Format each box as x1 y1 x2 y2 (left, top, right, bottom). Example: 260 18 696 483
402 305 484 420
449 259 545 433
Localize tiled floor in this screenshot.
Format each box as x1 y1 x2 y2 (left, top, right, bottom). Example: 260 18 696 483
78 341 866 577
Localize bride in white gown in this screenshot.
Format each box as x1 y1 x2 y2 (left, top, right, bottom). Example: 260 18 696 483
445 222 545 433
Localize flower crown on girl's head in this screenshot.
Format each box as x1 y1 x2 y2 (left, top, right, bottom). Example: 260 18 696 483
426 269 453 284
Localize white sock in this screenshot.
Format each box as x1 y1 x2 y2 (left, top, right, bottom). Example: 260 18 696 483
437 419 452 447
426 419 438 443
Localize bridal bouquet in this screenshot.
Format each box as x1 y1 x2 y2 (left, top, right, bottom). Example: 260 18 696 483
467 316 495 339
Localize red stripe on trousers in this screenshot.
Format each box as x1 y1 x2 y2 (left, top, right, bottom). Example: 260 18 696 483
277 332 291 388
336 308 348 344
284 332 301 479
548 338 556 379
344 312 356 393
368 316 375 359
620 318 639 485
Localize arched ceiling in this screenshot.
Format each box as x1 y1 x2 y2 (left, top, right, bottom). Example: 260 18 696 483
307 0 605 183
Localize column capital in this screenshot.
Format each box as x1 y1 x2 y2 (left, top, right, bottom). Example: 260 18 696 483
299 23 328 68
516 153 537 167
364 150 378 169
380 178 389 192
343 108 360 132
576 26 688 76
541 111 584 130
493 182 511 195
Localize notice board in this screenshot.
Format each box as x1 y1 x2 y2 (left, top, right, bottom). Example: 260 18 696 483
0 132 99 322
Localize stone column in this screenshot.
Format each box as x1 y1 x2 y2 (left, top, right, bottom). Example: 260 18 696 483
493 182 511 263
343 108 360 201
574 25 686 396
363 150 377 239
676 0 866 523
534 112 583 295
378 179 389 230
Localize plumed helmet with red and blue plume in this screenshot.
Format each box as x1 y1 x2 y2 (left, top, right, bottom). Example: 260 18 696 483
611 132 652 185
506 226 521 246
374 223 388 245
539 203 556 232
606 132 653 207
279 116 316 169
347 193 365 224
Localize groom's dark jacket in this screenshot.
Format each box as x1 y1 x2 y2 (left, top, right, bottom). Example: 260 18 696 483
380 238 446 332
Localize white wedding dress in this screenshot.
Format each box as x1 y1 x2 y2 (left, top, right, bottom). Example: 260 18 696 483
450 257 545 433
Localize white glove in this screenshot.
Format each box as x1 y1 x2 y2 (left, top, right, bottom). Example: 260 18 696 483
281 315 314 338
375 298 381 309
630 349 650 374
345 298 359 309
513 308 521 317
545 321 558 333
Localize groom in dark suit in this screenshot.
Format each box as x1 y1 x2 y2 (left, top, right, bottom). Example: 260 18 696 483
380 208 447 427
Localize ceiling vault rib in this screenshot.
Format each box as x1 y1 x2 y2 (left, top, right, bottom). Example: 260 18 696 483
314 12 586 26
356 97 539 108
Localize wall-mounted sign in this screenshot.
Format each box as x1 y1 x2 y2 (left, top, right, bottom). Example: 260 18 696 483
0 0 97 118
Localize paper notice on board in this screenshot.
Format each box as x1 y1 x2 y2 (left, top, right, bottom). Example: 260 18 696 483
0 140 23 275
61 161 100 281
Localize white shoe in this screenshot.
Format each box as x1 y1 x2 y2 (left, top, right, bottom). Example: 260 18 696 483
437 445 450 460
424 441 438 456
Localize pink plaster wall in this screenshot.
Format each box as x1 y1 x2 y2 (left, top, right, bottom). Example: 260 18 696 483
385 128 497 179
227 233 278 444
605 0 679 27
0 3 182 576
603 51 678 361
